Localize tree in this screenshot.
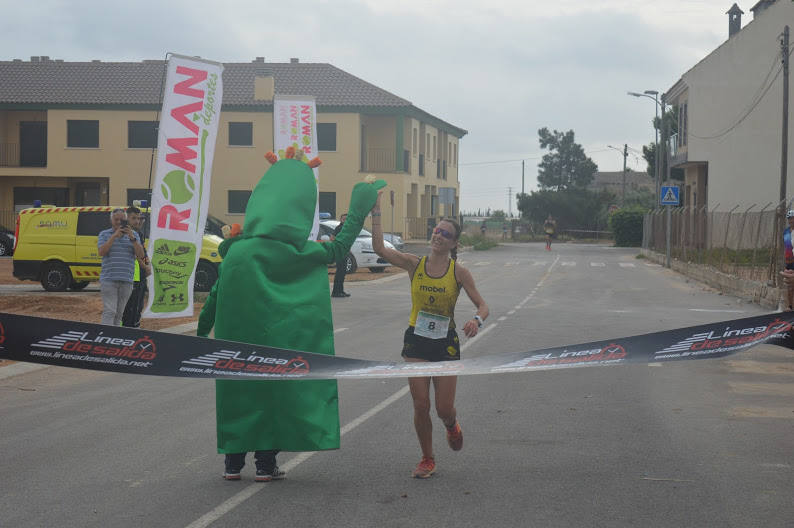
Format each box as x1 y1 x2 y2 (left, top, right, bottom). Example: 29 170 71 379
490 210 506 221
641 105 684 183
537 128 598 191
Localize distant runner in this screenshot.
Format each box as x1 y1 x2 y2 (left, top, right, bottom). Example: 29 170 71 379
543 214 556 251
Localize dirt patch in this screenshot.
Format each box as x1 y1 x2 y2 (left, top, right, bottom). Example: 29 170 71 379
0 258 17 285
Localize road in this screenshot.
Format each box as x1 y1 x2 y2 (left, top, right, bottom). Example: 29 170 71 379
1 242 792 527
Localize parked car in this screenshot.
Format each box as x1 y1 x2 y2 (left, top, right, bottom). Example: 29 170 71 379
0 225 15 256
382 233 405 251
318 220 394 273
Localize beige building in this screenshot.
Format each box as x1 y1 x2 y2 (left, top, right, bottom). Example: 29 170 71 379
0 57 466 239
664 0 793 212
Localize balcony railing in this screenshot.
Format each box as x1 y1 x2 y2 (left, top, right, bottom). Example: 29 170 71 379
365 147 395 172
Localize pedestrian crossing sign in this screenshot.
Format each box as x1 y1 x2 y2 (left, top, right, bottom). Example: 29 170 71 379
660 185 680 206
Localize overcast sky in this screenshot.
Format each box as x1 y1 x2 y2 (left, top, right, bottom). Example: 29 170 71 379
5 0 738 213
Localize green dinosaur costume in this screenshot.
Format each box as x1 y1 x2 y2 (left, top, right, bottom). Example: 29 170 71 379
197 157 384 453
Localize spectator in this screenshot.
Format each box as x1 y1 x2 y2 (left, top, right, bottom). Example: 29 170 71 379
480 221 487 237
544 214 556 251
781 210 794 310
502 222 508 240
331 213 350 298
98 208 144 326
122 206 151 328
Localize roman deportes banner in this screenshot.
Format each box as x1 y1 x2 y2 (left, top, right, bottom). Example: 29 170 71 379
143 54 224 319
273 95 320 240
1 311 793 380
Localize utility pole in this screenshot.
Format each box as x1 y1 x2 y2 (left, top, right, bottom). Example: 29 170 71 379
621 143 628 206
508 186 512 217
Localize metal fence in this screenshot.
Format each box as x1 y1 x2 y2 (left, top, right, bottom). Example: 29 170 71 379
643 203 781 283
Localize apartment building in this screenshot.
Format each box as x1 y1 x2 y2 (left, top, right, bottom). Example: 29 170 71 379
663 0 793 212
0 57 466 239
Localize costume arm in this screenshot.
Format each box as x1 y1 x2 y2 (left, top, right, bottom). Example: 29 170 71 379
322 180 386 263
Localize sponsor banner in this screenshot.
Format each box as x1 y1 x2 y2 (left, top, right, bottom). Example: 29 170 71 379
1 311 793 380
273 95 320 240
144 54 224 319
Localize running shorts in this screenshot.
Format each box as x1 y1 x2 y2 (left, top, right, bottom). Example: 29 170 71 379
402 326 461 362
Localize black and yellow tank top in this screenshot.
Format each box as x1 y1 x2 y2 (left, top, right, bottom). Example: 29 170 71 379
409 256 461 329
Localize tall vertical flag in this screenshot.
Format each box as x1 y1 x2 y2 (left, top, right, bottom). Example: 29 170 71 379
273 95 320 240
143 54 224 319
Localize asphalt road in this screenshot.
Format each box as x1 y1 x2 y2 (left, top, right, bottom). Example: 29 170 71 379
1 242 792 527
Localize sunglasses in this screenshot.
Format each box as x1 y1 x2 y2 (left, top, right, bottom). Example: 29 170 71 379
433 227 455 240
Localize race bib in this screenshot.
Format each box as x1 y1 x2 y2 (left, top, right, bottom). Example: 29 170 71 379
414 311 450 339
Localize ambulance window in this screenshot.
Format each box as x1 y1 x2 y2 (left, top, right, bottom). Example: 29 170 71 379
77 212 111 236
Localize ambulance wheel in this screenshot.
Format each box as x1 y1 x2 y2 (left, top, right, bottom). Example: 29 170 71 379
194 261 218 292
41 261 71 292
69 280 90 291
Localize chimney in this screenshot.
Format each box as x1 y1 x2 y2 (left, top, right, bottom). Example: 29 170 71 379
727 3 743 37
254 71 275 101
30 56 40 62
253 56 265 62
290 58 299 64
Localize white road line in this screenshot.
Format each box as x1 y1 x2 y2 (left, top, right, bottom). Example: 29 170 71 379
619 263 636 268
508 310 516 315
474 261 490 266
561 261 576 267
590 262 606 267
644 263 662 267
334 328 348 334
497 316 507 321
688 309 745 313
532 261 547 266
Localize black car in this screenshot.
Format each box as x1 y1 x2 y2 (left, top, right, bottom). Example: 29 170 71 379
0 225 15 256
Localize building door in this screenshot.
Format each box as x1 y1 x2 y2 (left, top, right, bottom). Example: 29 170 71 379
75 183 101 206
19 122 47 167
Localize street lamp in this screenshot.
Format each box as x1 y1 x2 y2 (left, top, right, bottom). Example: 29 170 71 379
627 90 660 207
607 144 628 205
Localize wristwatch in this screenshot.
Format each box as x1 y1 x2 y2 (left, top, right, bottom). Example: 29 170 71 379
473 315 483 328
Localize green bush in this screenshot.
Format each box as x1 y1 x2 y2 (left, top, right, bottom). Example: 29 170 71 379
459 234 498 251
608 207 646 247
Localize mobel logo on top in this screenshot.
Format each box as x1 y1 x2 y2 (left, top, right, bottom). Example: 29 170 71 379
157 65 219 232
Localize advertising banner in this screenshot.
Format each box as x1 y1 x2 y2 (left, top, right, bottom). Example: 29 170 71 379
2 311 793 380
273 95 320 240
143 54 224 318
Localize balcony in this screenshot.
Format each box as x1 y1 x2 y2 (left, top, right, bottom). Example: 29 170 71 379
0 143 19 167
668 133 687 167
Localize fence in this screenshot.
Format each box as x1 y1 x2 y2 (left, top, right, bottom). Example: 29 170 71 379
643 203 781 284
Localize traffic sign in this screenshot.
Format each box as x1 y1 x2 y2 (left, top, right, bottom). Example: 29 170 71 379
660 185 680 206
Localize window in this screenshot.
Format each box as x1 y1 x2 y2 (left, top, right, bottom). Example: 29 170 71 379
433 136 437 158
683 103 688 146
412 128 417 156
318 123 337 151
67 120 99 148
319 191 336 219
77 211 111 236
229 122 253 146
454 144 457 166
128 121 158 149
426 133 430 155
228 190 252 214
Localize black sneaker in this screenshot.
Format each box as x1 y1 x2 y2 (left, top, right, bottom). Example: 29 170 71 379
223 453 245 480
255 466 285 482
223 469 242 480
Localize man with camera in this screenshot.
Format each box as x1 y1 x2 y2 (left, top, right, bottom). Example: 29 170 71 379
98 208 145 326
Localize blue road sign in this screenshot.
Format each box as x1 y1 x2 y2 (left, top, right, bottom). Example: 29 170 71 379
660 185 680 206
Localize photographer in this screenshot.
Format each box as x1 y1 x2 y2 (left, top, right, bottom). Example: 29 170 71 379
98 208 144 326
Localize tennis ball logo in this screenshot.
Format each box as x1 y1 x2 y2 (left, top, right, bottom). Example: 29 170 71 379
161 170 195 205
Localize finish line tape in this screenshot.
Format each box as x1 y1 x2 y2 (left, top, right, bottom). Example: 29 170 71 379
1 311 793 380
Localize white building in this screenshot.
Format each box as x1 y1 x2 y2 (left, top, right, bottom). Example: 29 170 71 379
664 0 793 212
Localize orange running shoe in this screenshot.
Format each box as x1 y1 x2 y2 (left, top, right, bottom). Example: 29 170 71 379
412 456 436 479
446 421 463 451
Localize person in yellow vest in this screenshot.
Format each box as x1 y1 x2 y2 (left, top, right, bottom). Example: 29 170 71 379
371 192 489 479
122 206 151 327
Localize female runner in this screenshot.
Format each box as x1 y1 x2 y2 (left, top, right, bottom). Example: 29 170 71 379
372 193 489 478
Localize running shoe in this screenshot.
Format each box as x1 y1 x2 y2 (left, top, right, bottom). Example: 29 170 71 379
446 421 463 451
412 456 436 479
255 466 286 482
222 470 241 481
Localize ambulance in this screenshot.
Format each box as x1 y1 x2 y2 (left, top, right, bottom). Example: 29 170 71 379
12 205 223 292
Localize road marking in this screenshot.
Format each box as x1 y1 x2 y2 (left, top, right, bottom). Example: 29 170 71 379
334 328 348 334
688 309 745 313
561 261 576 266
508 310 516 315
590 262 605 267
474 261 490 266
532 261 547 266
497 316 507 321
619 263 636 268
644 263 662 267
